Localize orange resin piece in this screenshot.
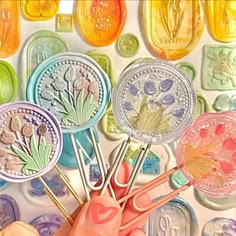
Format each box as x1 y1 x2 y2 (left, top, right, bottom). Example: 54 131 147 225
0 1 20 58
21 0 60 21
207 0 236 42
142 0 204 60
75 0 127 46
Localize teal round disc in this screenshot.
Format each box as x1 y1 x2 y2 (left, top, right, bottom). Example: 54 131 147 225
59 128 99 168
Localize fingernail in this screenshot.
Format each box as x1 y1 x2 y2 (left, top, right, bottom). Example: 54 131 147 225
73 196 122 236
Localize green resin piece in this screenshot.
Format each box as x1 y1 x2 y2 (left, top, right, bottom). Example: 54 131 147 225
85 50 116 88
202 45 236 90
56 14 74 32
194 91 211 118
176 62 196 81
116 33 140 58
170 169 189 189
0 60 18 104
101 110 124 140
213 94 236 111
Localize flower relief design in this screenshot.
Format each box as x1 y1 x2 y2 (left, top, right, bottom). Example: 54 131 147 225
182 121 236 186
207 48 236 87
40 65 100 127
160 0 184 39
0 113 54 176
123 74 184 134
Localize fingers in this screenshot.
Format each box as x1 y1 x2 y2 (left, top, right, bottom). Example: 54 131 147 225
69 196 122 236
0 221 39 236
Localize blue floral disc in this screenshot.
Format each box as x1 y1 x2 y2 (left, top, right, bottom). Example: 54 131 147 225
26 52 110 133
112 59 196 144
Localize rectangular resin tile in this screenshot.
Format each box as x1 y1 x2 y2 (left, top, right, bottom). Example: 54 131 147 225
56 14 74 32
202 45 236 91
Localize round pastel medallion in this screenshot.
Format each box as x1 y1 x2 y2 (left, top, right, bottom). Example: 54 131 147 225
176 112 236 197
26 52 110 133
112 59 196 144
29 213 64 236
0 102 62 182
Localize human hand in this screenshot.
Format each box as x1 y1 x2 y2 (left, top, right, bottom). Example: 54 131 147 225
1 162 151 236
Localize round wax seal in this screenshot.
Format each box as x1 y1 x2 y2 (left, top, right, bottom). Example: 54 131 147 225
29 213 64 236
112 59 196 144
26 52 110 133
0 102 62 182
176 112 236 197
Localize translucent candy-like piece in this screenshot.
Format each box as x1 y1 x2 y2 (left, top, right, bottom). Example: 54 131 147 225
21 0 60 21
75 0 127 46
142 0 204 60
0 1 20 58
207 0 236 42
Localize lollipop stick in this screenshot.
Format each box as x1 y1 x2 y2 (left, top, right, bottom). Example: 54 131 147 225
39 177 75 226
54 165 84 205
70 134 91 200
100 136 131 196
89 128 116 198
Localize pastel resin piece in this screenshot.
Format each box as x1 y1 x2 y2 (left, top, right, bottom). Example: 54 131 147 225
0 179 7 189
202 218 236 236
89 163 108 182
170 169 189 189
22 30 68 90
75 0 127 46
206 0 236 42
21 0 60 21
176 112 236 197
195 189 236 211
146 197 199 236
85 50 116 88
59 128 99 168
101 109 125 140
213 94 236 111
30 214 64 236
0 194 20 230
0 1 20 58
176 62 196 81
194 91 211 118
0 60 18 104
142 0 204 60
26 52 110 133
0 102 62 182
202 45 236 91
116 33 140 58
56 14 74 32
112 59 196 144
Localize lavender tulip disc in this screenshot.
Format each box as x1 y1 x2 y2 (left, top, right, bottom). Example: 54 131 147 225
112 59 196 144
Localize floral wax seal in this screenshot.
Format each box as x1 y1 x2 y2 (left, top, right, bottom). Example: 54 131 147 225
26 52 110 133
29 213 64 236
176 112 236 197
0 101 62 182
112 59 196 144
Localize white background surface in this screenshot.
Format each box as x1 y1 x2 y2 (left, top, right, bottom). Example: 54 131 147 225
1 0 236 234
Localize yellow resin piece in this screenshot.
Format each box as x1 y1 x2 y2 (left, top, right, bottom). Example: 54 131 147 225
142 0 204 60
22 0 60 21
0 1 20 58
75 0 127 46
56 14 74 32
207 0 236 42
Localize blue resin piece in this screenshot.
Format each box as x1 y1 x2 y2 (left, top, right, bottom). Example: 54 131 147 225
89 163 108 182
170 169 189 189
59 127 99 168
0 179 7 188
146 196 199 236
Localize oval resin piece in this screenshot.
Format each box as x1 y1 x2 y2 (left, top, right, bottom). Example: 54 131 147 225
142 0 204 60
0 102 62 182
21 0 60 21
0 60 18 104
0 1 20 58
206 0 236 42
75 0 127 46
176 112 236 197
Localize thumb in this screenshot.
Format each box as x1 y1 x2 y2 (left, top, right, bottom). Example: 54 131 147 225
69 196 122 236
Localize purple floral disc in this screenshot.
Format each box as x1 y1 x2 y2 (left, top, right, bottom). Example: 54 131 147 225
0 194 20 230
29 213 64 236
112 59 196 144
0 102 62 182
